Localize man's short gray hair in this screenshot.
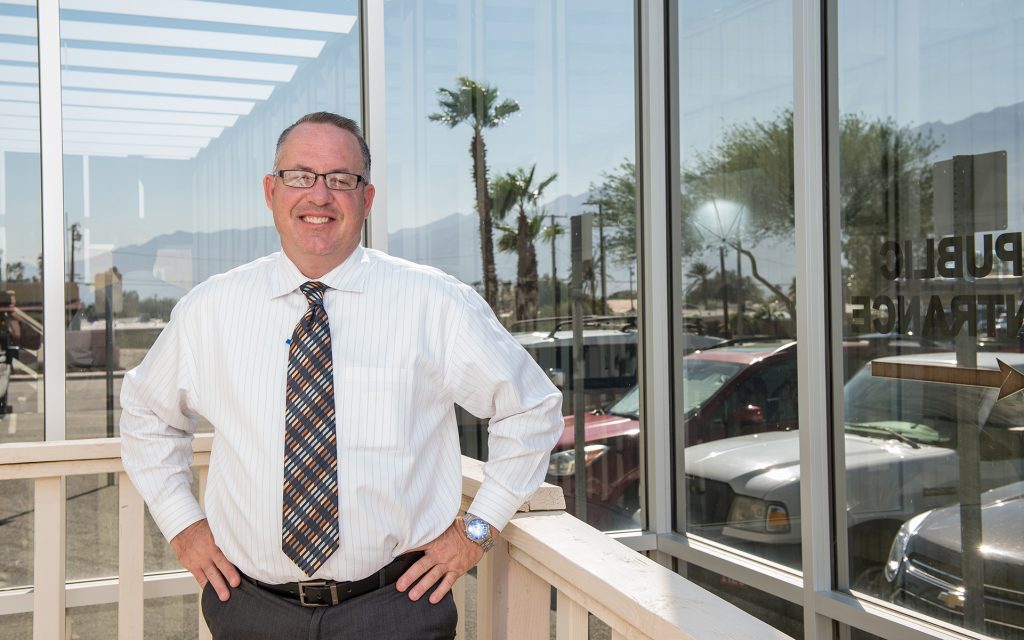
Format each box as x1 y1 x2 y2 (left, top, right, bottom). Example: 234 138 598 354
273 112 371 180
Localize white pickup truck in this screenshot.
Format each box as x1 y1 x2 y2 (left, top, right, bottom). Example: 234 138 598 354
684 352 1024 581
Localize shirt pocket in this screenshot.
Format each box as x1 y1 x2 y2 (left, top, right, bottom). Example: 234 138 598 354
338 366 412 450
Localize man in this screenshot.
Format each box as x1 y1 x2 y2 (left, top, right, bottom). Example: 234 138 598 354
120 112 563 639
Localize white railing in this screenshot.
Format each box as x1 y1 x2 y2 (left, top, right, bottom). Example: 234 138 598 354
0 436 790 640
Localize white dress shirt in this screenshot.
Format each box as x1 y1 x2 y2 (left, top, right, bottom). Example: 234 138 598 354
120 246 563 583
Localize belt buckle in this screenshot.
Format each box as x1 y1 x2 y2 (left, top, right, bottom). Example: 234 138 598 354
297 580 337 607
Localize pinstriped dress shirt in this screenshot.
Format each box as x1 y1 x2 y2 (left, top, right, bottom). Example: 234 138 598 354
119 246 563 583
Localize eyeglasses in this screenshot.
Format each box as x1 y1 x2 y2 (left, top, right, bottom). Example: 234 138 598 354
275 169 365 191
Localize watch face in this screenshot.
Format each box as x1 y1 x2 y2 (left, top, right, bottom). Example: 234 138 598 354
466 518 490 542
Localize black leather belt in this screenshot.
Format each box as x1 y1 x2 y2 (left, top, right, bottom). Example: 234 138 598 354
242 551 424 607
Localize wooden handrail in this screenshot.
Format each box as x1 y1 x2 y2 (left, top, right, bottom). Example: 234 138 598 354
0 438 790 640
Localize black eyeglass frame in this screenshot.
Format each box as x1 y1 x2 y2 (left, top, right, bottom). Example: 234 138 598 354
274 169 366 191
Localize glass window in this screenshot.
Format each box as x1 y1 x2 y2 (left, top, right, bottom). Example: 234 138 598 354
684 564 803 638
0 0 42 627
60 0 362 440
837 3 1024 638
674 0 800 569
54 0 362 590
384 0 639 532
0 0 44 446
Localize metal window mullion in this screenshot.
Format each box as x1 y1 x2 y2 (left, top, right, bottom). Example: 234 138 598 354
360 0 387 252
38 0 67 442
794 0 837 637
635 0 673 551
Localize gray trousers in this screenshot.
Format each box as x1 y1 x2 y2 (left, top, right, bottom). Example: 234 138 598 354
201 578 458 640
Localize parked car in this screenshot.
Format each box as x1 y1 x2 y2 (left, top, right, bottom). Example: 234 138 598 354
458 317 724 461
684 352 1024 579
548 339 800 530
885 480 1024 639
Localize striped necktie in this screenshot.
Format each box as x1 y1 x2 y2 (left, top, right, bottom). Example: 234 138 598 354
282 281 338 575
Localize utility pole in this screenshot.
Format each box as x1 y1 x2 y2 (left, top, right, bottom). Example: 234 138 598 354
597 201 606 313
719 245 729 338
735 239 744 336
68 221 81 285
583 198 607 313
550 211 560 317
628 264 635 311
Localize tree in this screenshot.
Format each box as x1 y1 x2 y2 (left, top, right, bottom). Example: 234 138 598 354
429 77 520 309
686 261 714 309
5 262 26 283
684 109 939 322
590 159 704 267
492 164 558 321
541 216 567 317
588 160 637 267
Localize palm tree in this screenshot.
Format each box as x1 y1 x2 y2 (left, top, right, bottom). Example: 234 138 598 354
492 164 558 321
686 261 713 309
541 218 566 316
429 77 520 309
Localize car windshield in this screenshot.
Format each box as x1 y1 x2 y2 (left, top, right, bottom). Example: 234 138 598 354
681 358 746 412
843 363 1024 447
606 386 640 418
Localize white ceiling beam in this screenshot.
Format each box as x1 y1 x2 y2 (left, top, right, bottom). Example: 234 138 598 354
0 64 37 84
0 17 327 58
62 89 254 115
62 131 210 148
0 43 296 81
62 71 275 100
62 47 297 82
62 141 199 157
59 0 356 34
64 20 324 58
0 100 39 116
0 65 275 100
4 114 226 138
62 105 238 127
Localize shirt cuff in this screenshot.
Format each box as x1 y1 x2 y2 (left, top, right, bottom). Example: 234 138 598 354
151 492 207 542
467 480 525 532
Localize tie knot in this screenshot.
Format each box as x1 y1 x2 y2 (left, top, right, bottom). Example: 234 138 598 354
300 281 328 306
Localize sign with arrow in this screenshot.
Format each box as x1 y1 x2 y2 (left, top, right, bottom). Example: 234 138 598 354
871 359 1024 400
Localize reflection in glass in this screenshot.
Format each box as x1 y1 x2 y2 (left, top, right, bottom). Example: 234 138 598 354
384 1 640 532
675 0 798 563
838 2 1024 636
59 0 362 441
684 563 803 638
54 0 362 597
0 1 45 445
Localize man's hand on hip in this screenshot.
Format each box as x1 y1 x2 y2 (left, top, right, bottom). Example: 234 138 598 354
170 519 240 602
397 518 492 604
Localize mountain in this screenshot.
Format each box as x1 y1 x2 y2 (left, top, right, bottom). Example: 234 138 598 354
99 188 634 302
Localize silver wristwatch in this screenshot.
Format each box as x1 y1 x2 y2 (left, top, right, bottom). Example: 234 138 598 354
462 513 495 552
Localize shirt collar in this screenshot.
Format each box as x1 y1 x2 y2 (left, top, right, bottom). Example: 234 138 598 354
270 245 371 299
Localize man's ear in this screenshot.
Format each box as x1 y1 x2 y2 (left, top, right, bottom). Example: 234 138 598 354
362 182 376 219
263 173 276 209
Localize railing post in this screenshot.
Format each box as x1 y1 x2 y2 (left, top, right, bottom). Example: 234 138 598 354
33 476 66 640
118 472 145 639
506 557 550 640
555 590 587 640
477 536 550 640
474 536 506 640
